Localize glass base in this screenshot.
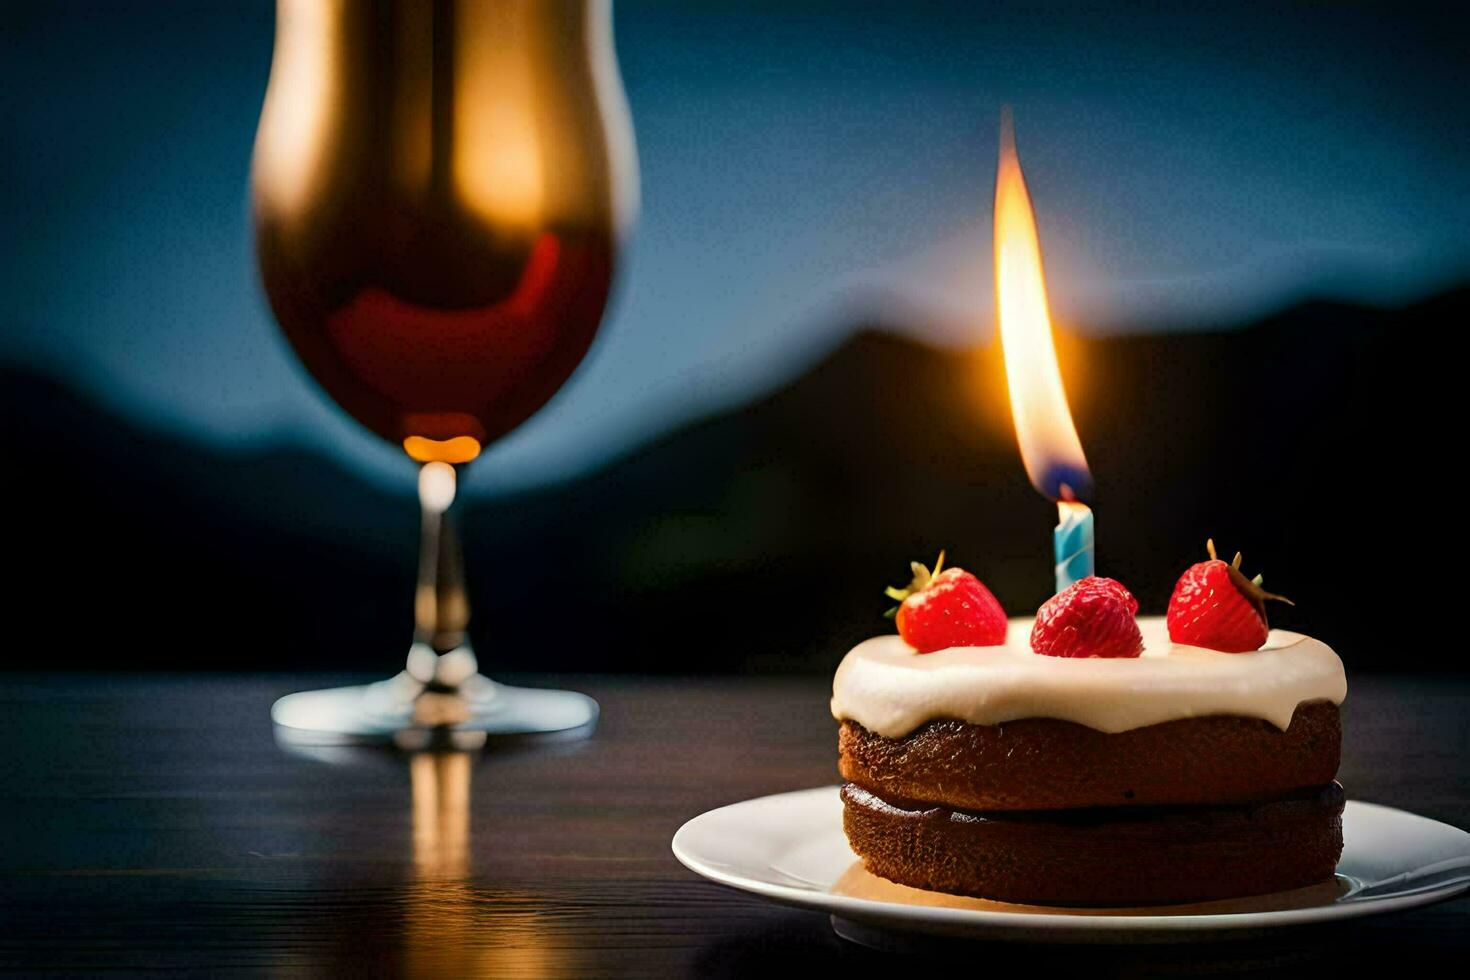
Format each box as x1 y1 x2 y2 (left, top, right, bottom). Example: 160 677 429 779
271 671 599 750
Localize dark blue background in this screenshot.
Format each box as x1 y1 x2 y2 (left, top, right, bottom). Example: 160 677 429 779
4 1 1466 495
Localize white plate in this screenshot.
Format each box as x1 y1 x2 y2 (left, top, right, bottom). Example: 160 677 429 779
672 787 1470 944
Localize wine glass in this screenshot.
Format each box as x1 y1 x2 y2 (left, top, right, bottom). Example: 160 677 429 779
253 0 636 744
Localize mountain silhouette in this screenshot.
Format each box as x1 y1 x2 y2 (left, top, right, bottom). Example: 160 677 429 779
3 287 1463 674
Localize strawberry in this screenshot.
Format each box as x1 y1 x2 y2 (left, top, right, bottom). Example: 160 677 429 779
1030 576 1143 659
1167 540 1292 653
884 552 1007 652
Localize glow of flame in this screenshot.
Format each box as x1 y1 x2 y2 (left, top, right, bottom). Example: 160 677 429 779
993 111 1092 503
453 0 546 228
404 435 483 466
252 0 335 214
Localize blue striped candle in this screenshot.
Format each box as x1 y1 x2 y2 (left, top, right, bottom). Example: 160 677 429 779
1054 500 1095 593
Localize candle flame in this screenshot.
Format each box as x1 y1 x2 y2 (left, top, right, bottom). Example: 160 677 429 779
994 111 1092 503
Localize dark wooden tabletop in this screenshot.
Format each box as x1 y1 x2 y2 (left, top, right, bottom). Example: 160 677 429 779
1 673 1467 976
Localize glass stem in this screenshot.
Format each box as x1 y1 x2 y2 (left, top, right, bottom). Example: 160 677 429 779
412 463 476 684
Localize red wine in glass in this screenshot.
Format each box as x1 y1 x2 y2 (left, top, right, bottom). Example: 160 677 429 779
253 0 636 741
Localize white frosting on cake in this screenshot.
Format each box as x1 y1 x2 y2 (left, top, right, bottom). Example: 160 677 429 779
830 616 1345 737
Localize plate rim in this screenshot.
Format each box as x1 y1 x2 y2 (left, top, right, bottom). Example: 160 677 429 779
672 785 1470 934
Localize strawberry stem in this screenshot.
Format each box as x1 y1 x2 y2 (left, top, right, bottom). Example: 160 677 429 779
882 551 948 611
1207 539 1294 610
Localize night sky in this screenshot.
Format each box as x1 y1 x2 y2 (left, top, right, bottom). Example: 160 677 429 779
3 1 1466 494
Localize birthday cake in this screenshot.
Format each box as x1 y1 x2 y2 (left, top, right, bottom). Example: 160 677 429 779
831 550 1347 907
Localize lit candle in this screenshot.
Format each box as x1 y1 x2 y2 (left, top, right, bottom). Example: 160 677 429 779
993 110 1095 594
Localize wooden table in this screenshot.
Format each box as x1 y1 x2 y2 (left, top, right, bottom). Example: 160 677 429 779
0 673 1466 976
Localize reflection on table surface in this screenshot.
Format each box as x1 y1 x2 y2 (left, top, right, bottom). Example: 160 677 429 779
402 750 566 978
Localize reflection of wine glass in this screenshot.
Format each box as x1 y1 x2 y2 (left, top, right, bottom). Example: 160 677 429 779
255 0 636 742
